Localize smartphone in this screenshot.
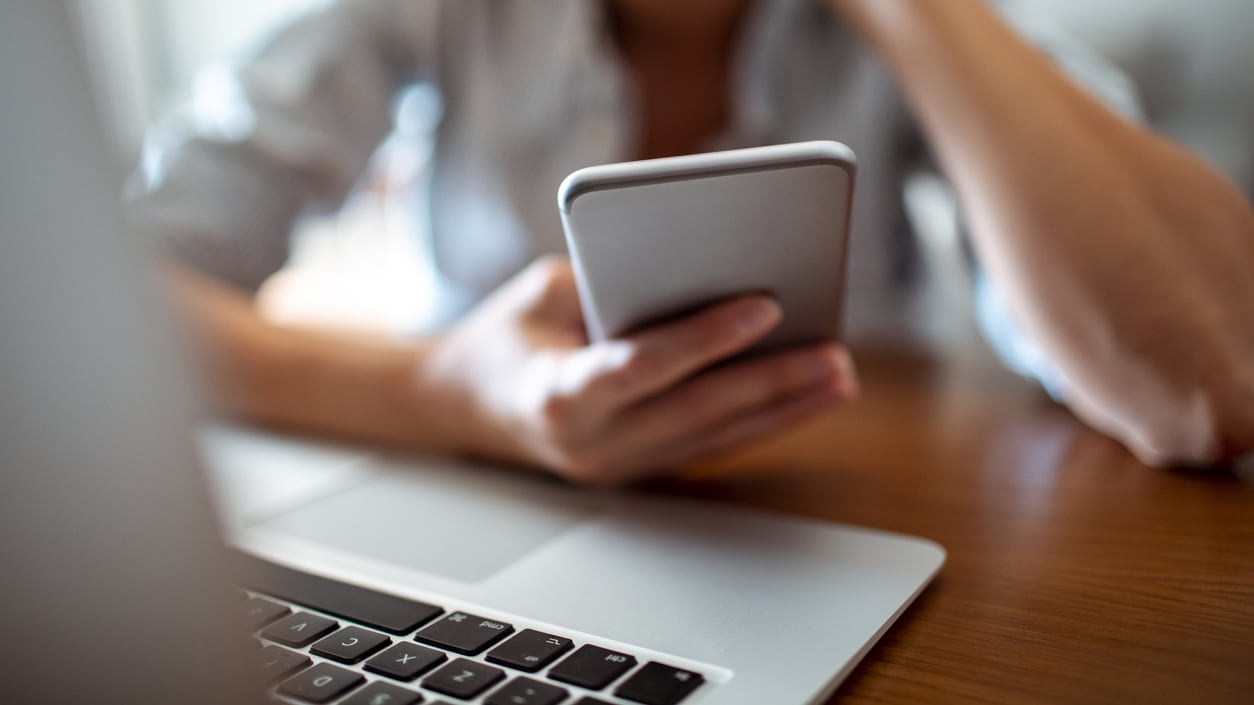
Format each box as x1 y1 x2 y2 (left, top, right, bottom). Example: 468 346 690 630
558 140 856 351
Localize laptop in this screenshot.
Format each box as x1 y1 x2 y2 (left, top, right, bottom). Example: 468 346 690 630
0 4 945 705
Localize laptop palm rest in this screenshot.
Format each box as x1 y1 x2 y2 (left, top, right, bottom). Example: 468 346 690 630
249 456 601 584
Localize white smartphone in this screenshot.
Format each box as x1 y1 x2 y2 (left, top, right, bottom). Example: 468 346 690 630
558 140 856 352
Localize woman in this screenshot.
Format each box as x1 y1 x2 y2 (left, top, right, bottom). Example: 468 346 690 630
131 0 1254 483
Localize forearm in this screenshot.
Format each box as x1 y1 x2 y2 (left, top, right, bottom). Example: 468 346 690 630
831 0 1254 461
167 266 474 454
832 1 1249 339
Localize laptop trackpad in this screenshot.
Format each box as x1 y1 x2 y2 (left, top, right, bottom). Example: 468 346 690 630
251 457 600 584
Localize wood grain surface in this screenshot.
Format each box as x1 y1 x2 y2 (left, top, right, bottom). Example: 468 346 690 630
659 345 1254 705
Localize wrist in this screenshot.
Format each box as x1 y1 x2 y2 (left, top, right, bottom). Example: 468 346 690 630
380 335 492 458
255 326 467 455
413 334 523 463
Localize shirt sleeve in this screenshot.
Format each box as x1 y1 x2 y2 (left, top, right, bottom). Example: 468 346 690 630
969 1 1145 399
126 0 443 291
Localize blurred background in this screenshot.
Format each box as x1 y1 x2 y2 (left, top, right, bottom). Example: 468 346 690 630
73 0 1254 337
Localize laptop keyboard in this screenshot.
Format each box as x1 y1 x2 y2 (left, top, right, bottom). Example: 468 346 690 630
241 556 709 705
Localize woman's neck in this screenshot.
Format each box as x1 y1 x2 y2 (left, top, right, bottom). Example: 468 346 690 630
610 0 751 58
608 0 754 159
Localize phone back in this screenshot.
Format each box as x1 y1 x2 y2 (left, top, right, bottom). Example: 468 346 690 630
559 141 856 350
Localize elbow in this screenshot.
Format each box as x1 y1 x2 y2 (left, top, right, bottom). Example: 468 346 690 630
1120 394 1232 469
1071 361 1254 468
1196 363 1254 466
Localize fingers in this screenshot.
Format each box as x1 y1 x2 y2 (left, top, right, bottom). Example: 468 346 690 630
604 383 844 487
647 384 842 476
611 344 854 454
493 257 853 485
572 295 783 410
550 345 857 486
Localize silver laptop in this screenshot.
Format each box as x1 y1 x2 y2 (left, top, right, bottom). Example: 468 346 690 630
0 4 944 705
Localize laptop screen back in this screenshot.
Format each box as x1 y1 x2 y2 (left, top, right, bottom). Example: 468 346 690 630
0 4 262 704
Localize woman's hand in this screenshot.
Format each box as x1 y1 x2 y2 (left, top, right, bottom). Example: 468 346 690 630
423 256 858 485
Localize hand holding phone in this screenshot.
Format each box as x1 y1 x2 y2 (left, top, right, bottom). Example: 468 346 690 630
425 257 856 487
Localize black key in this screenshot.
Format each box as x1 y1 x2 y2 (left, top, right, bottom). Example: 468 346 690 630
422 658 505 700
572 699 614 705
237 553 443 635
261 611 338 648
338 681 424 705
414 612 513 655
277 662 364 703
253 645 310 681
311 626 391 664
614 662 704 705
364 643 447 681
485 677 568 705
244 596 291 627
548 645 636 690
486 629 573 673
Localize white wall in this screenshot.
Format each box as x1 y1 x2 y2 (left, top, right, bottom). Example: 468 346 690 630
74 0 321 155
141 0 321 109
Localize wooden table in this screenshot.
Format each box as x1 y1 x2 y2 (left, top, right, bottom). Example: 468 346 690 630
658 345 1254 705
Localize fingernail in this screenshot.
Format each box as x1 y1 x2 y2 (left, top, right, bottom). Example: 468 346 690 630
737 298 781 335
808 351 841 383
832 348 860 399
